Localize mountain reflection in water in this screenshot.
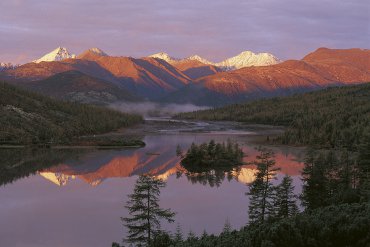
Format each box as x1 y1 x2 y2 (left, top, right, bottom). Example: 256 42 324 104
0 131 305 247
35 141 303 187
1 135 304 187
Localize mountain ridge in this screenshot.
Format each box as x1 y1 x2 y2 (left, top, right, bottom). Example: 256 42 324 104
148 50 281 70
1 47 369 106
162 48 370 106
33 47 76 63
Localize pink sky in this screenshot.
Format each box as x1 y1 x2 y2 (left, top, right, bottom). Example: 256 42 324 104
0 0 369 64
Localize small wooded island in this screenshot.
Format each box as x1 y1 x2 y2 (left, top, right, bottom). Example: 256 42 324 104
180 140 244 173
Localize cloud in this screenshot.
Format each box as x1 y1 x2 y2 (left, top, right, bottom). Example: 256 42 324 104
0 0 368 63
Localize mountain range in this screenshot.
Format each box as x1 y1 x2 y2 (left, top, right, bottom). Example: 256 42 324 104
1 47 369 106
148 50 281 70
0 62 19 71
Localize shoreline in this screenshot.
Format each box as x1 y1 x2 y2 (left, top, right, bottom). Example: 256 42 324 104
0 118 294 149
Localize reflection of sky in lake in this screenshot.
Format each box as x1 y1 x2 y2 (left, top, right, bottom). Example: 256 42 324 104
0 132 305 247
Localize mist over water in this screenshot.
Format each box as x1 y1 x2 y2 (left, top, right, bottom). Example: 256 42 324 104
110 101 210 117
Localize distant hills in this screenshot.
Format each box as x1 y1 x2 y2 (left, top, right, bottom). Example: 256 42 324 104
176 83 370 149
0 82 142 144
164 48 370 106
21 70 139 105
1 47 369 106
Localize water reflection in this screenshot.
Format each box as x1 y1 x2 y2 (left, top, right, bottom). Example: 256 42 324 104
0 132 306 247
0 134 305 188
0 148 83 186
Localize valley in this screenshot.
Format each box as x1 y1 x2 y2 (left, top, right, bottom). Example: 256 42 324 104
1 52 369 246
1 1 369 246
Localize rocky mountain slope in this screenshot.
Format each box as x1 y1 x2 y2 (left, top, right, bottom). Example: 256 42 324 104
33 47 76 63
20 70 139 104
1 47 369 106
163 48 370 106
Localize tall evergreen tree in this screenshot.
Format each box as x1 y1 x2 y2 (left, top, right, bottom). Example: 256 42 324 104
222 218 232 234
122 175 175 246
247 148 280 224
176 144 183 158
173 223 183 243
358 127 370 201
300 148 329 210
272 175 298 219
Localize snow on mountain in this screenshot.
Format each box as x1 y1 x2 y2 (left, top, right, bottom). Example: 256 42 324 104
216 51 281 70
33 47 76 63
185 55 214 65
0 62 19 71
88 47 108 56
148 51 281 70
148 52 179 63
38 172 76 186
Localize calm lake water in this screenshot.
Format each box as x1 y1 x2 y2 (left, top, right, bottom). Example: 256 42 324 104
0 120 305 247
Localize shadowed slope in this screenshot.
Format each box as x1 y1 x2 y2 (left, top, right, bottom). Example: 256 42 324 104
20 70 139 104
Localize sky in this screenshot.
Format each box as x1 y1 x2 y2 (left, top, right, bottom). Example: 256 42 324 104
0 0 369 64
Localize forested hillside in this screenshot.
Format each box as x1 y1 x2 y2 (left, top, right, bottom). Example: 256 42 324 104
0 82 142 144
159 203 370 247
176 83 370 149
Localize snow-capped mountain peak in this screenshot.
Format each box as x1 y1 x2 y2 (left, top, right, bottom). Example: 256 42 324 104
33 47 76 63
148 52 179 63
186 55 213 65
0 62 19 71
216 51 281 70
147 50 280 70
88 47 108 56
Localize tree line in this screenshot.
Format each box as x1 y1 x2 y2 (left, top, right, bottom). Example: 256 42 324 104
175 83 370 150
117 141 370 246
0 82 143 144
115 84 370 246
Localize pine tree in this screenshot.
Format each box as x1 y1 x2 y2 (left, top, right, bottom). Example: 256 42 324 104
173 223 183 243
176 144 183 158
122 175 176 246
201 229 209 239
272 175 298 219
187 230 197 241
358 127 370 201
222 218 232 233
247 148 280 224
301 149 329 210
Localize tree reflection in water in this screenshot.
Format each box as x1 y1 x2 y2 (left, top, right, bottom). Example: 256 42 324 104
0 148 83 186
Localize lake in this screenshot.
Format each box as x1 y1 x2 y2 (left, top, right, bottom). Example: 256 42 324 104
0 119 305 247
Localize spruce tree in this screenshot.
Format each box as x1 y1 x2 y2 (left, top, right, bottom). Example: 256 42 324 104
122 175 175 246
358 127 370 201
301 149 329 210
247 148 280 224
222 218 232 233
272 175 298 219
176 144 183 158
173 223 183 243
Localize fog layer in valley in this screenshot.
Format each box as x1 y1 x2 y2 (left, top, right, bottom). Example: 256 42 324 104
110 102 209 117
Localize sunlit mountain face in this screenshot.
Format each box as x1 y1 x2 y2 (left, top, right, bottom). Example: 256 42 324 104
2 48 369 106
